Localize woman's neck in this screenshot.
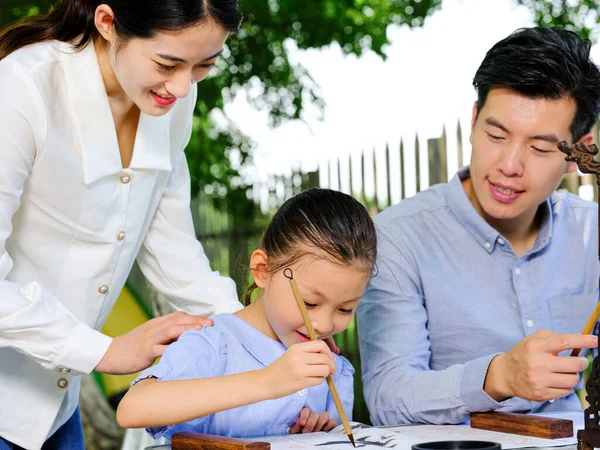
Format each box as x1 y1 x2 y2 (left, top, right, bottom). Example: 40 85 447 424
94 39 134 110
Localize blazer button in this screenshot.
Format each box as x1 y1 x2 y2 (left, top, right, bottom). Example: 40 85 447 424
98 285 109 294
57 378 69 389
59 367 71 374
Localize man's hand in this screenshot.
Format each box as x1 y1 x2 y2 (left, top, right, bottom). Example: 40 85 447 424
484 329 597 402
289 408 338 434
95 311 213 374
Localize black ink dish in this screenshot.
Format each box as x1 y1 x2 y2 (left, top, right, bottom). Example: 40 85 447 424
412 441 501 450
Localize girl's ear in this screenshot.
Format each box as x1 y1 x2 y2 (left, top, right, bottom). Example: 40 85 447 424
250 249 270 288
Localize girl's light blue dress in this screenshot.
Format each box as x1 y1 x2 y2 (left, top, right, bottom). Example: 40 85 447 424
133 313 355 439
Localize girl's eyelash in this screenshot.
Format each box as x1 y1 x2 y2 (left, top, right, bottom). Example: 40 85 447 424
303 301 317 308
339 308 353 314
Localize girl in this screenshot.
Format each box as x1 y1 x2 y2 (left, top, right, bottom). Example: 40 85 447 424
116 188 377 439
0 1 244 448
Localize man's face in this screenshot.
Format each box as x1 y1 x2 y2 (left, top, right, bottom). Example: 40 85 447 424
467 87 585 229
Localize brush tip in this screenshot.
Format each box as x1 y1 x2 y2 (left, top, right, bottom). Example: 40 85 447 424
348 433 356 447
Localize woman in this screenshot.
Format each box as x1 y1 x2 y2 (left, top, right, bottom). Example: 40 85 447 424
0 1 243 448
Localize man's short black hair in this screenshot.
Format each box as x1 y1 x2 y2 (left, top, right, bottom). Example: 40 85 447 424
473 27 600 142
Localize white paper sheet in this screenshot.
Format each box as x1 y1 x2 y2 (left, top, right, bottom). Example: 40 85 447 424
248 412 583 450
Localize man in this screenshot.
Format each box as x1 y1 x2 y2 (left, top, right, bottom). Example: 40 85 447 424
357 27 600 425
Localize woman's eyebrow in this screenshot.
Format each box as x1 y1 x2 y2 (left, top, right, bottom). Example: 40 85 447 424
155 49 224 64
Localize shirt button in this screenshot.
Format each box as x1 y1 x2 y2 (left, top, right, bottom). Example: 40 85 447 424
120 173 131 184
515 268 521 275
116 231 126 241
57 378 69 389
527 319 534 328
59 367 70 374
98 285 109 294
497 238 505 245
484 242 491 249
297 389 306 397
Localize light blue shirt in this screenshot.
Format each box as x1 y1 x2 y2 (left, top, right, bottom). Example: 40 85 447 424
134 314 354 439
357 167 599 426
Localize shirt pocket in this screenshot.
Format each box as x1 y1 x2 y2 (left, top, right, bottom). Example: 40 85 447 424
548 293 598 336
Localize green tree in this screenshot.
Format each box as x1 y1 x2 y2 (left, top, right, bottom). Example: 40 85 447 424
4 0 599 198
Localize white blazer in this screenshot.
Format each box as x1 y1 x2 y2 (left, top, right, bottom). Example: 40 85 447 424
0 40 242 449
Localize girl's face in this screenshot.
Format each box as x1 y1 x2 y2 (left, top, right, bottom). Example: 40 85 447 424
96 7 228 116
256 254 371 348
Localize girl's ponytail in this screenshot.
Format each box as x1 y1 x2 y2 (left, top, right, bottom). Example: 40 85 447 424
0 0 97 60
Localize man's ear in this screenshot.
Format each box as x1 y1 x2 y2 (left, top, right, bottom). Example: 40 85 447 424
250 249 270 288
469 101 478 146
471 101 478 130
94 4 117 43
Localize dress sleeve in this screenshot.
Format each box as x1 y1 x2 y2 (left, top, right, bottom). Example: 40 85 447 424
0 61 112 373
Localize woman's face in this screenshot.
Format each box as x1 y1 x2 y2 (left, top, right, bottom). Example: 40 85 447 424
98 17 228 116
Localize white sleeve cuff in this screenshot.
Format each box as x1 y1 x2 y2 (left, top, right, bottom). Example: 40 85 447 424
49 324 113 374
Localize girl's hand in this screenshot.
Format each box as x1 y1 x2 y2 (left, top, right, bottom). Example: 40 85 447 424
95 311 213 374
289 408 338 433
263 340 336 399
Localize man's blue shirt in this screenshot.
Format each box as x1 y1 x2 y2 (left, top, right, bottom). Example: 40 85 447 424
357 167 599 425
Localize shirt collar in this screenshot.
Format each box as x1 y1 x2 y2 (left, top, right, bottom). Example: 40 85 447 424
225 315 286 367
60 42 172 185
446 166 553 254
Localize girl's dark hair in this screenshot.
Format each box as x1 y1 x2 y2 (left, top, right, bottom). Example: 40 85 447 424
243 188 377 305
0 0 242 60
473 27 600 142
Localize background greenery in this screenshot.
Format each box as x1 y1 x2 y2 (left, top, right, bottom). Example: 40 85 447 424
2 0 599 201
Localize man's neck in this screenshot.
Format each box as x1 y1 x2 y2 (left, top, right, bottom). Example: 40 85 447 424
485 209 542 258
462 177 542 258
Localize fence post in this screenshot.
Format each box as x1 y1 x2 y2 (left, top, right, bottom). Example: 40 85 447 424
428 126 447 186
385 144 392 208
400 139 405 200
457 120 463 169
415 135 421 193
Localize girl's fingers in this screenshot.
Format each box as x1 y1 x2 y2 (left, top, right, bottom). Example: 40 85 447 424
314 412 331 431
302 411 320 433
289 408 310 434
323 418 338 432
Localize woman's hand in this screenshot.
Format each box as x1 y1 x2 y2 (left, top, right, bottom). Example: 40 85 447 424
95 311 213 374
263 340 336 399
289 408 337 434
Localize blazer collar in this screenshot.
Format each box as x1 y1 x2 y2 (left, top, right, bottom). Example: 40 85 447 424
60 42 172 185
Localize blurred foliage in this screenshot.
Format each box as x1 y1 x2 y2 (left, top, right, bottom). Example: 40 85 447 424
515 0 599 41
2 0 600 200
